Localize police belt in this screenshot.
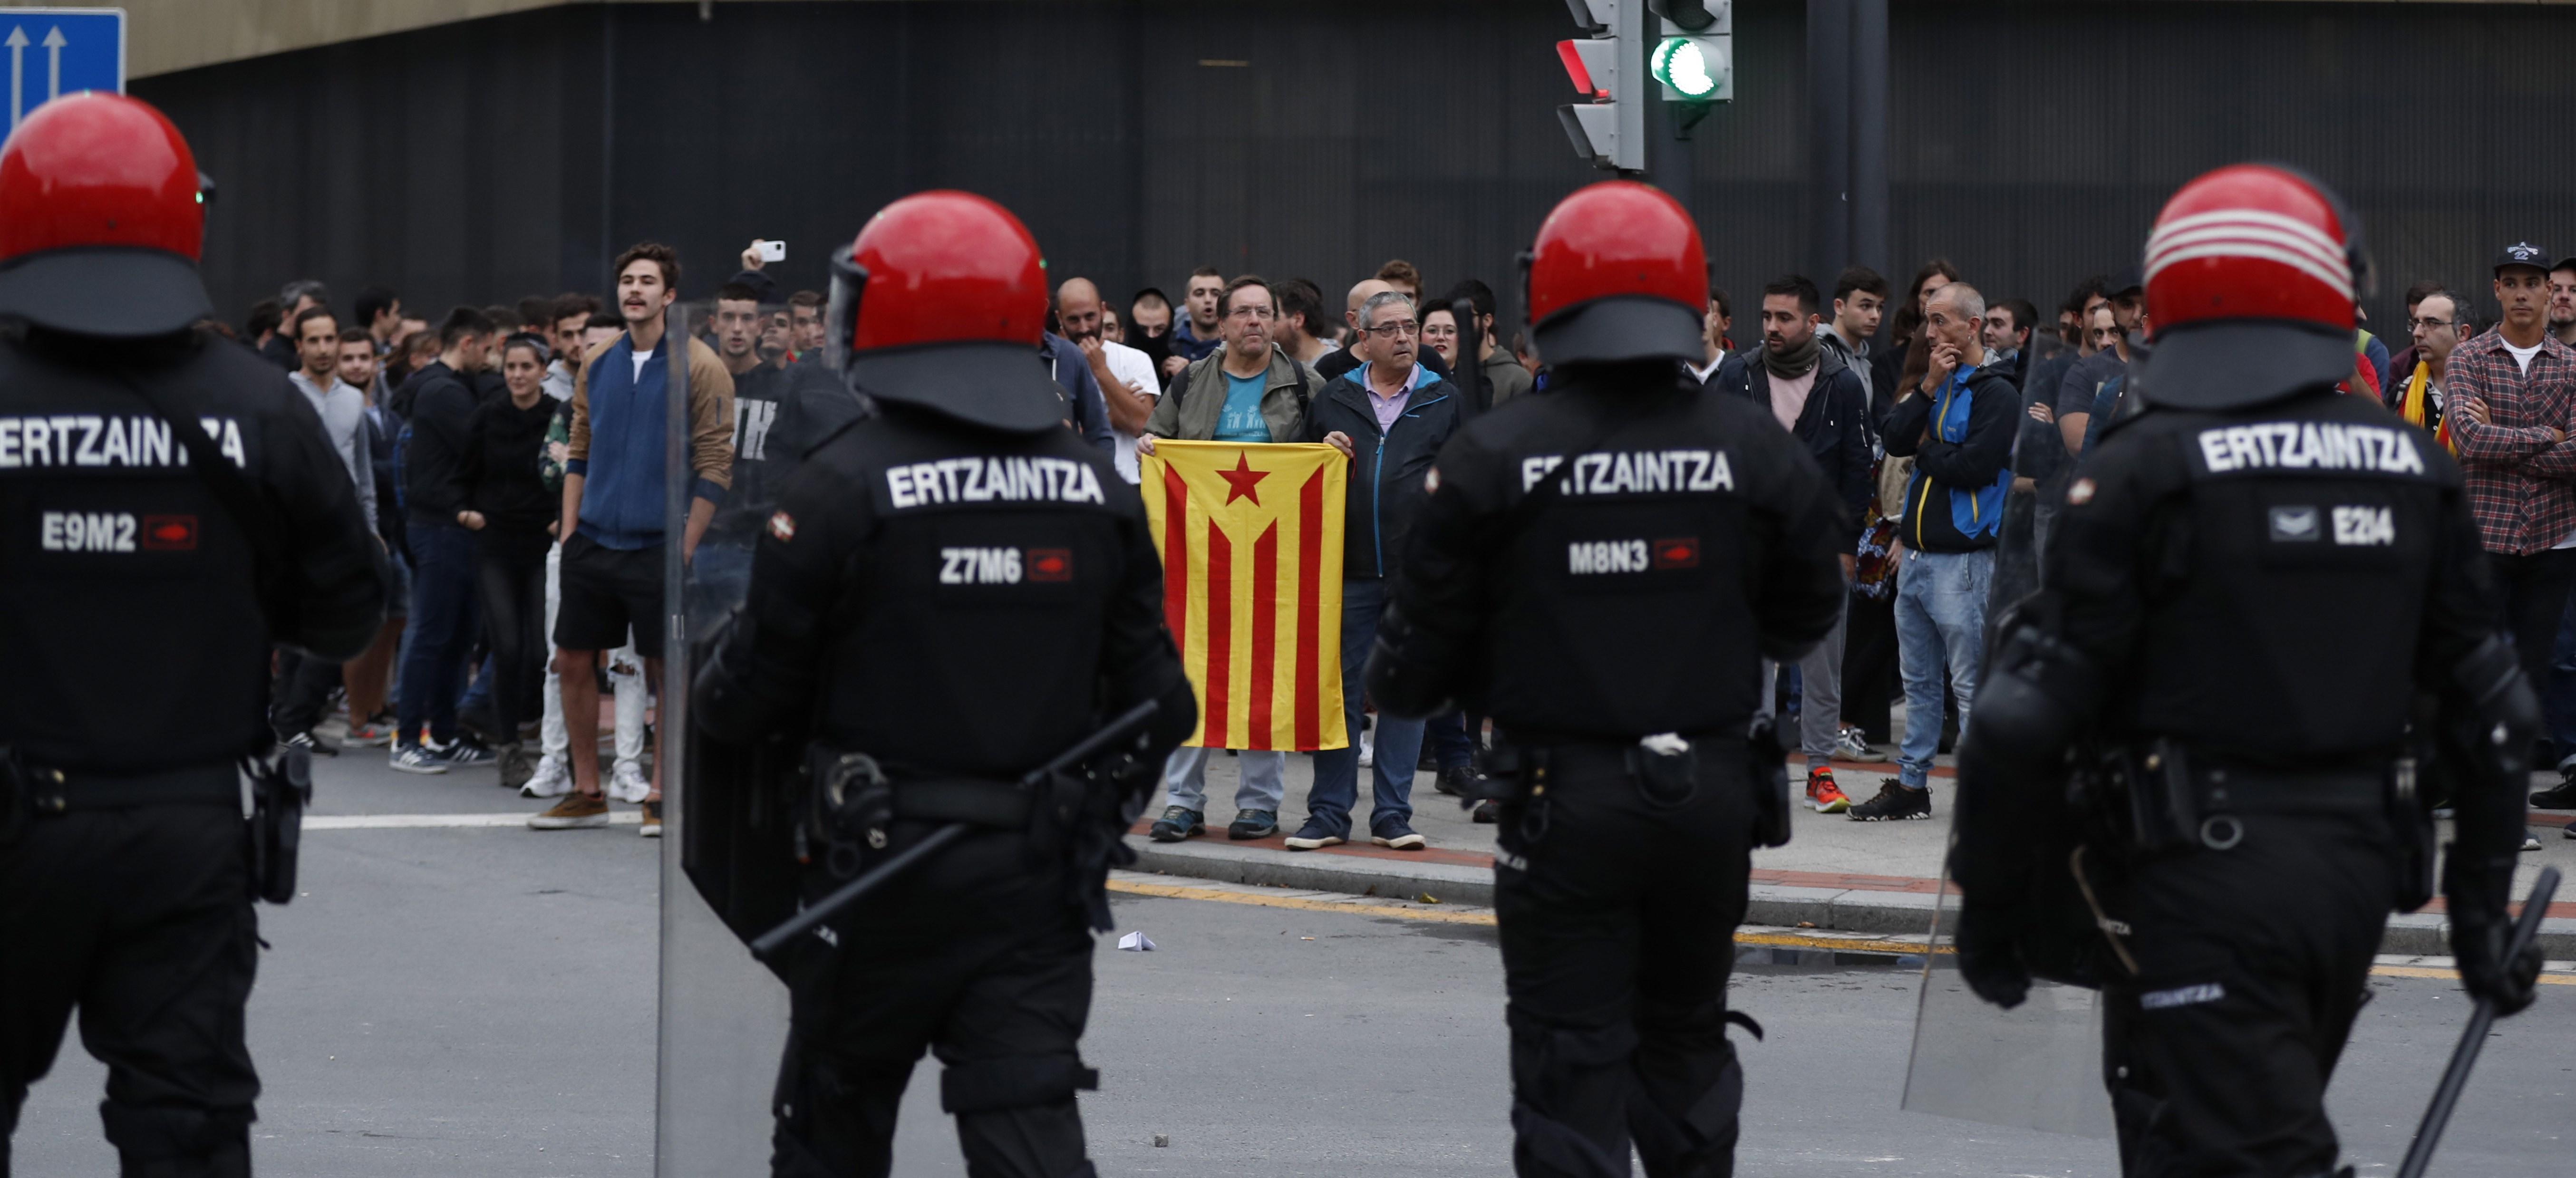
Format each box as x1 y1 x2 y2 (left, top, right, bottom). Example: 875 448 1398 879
888 777 1036 829
1501 729 1740 764
2186 761 2386 815
19 762 240 813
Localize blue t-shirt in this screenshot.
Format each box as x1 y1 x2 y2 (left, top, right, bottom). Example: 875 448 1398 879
1213 370 1271 443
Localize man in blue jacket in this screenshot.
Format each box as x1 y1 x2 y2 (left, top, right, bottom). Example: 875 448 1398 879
1284 290 1463 852
1858 282 2014 821
1714 275 1873 811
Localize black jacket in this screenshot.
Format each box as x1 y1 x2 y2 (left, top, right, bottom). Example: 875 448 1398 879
1712 345 1872 545
0 328 387 774
396 359 479 528
694 401 1196 778
462 393 559 540
1883 359 2018 553
1367 362 1846 738
1300 365 1465 579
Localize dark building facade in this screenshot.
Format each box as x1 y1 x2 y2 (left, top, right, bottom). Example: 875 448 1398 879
136 0 2576 339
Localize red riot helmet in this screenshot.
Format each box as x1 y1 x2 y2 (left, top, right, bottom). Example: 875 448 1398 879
1520 181 1709 367
825 190 1066 432
0 92 213 338
2137 163 2371 411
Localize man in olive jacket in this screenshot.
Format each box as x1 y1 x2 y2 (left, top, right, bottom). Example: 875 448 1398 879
1138 275 1315 843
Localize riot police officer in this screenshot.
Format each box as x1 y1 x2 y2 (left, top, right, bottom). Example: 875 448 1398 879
1369 182 1848 1177
691 191 1196 1178
1949 164 2543 1177
0 95 387 1176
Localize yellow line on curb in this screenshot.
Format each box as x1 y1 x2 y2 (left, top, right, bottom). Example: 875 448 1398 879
1109 879 2576 985
1107 879 1943 952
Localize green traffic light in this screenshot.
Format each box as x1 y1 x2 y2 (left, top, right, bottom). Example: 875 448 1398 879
1652 37 1718 99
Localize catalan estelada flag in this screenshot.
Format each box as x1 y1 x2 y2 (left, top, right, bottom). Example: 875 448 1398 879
1140 439 1348 751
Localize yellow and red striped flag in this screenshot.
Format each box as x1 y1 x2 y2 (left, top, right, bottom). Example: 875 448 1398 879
1140 439 1348 751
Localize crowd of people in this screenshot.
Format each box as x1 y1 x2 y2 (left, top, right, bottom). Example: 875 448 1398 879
244 235 2576 848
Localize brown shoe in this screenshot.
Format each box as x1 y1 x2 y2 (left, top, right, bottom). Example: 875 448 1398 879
530 791 609 830
639 799 662 839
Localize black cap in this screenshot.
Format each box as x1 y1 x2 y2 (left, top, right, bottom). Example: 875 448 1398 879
2108 267 2145 297
848 340 1074 434
2495 241 2551 274
2135 319 2354 412
0 245 215 338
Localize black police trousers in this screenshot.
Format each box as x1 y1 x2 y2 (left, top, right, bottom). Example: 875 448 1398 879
771 829 1098 1178
1 803 259 1178
2100 811 2396 1178
1493 744 1754 1178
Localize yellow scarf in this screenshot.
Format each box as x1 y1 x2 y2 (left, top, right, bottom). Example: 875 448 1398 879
2395 360 2455 454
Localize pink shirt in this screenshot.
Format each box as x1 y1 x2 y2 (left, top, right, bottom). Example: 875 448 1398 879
1769 365 1820 431
1365 363 1423 432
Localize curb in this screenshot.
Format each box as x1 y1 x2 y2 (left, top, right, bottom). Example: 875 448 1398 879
1125 836 2576 959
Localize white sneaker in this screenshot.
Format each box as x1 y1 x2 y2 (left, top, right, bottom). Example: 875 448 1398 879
1357 741 1374 768
519 755 572 799
610 761 652 804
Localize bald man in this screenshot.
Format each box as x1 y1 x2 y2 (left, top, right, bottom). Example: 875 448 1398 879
1057 277 1161 483
1315 277 1452 383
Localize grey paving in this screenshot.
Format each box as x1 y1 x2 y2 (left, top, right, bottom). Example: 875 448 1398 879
16 754 2576 1176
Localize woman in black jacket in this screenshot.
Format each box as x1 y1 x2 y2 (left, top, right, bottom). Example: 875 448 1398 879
458 336 560 787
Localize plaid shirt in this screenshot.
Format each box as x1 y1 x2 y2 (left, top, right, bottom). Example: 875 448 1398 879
2442 330 2576 555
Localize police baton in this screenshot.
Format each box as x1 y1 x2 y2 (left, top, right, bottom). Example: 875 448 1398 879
749 699 1162 961
2395 864 2559 1178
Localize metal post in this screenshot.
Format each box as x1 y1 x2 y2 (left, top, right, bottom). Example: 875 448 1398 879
1850 0 1890 281
1806 0 1852 283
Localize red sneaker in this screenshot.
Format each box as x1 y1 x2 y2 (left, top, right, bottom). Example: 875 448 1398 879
1805 766 1851 813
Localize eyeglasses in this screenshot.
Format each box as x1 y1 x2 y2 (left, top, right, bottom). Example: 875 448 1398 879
2409 318 2456 331
1225 305 1273 320
1365 320 1421 338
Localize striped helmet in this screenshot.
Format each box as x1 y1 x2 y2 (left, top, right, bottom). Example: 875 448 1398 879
2136 164 2369 411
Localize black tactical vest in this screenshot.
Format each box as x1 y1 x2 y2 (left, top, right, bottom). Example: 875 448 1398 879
2125 395 2453 760
0 338 272 772
1475 388 1770 739
807 413 1140 778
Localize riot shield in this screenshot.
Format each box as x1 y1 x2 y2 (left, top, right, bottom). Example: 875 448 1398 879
658 298 857 1174
1985 352 2060 642
1899 857 2116 1139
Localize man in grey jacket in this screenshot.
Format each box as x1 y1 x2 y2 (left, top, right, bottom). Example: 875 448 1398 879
1140 275 1313 842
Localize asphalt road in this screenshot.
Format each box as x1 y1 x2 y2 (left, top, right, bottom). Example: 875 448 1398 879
13 757 2576 1175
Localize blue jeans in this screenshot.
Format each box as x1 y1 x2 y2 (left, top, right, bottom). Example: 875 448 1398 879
1303 578 1423 837
1894 548 1992 789
396 521 480 749
1424 710 1478 772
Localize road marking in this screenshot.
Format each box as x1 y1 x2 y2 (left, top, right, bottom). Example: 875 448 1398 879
1109 879 2576 985
305 811 640 830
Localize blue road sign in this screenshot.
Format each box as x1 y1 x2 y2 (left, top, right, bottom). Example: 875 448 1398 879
2 8 122 135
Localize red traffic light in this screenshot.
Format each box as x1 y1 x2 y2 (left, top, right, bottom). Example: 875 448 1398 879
1558 39 1610 100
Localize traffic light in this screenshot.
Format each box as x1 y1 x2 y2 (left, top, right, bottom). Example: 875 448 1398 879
1555 0 1640 172
1648 2 1732 104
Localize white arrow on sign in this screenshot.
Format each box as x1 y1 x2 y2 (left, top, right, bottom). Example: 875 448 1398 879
43 26 63 102
5 27 24 129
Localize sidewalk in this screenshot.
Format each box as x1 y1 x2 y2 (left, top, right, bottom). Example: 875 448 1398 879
1126 745 2576 958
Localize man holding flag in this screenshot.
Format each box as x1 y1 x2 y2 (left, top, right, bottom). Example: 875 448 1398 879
1285 289 1465 852
1140 276 1320 842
